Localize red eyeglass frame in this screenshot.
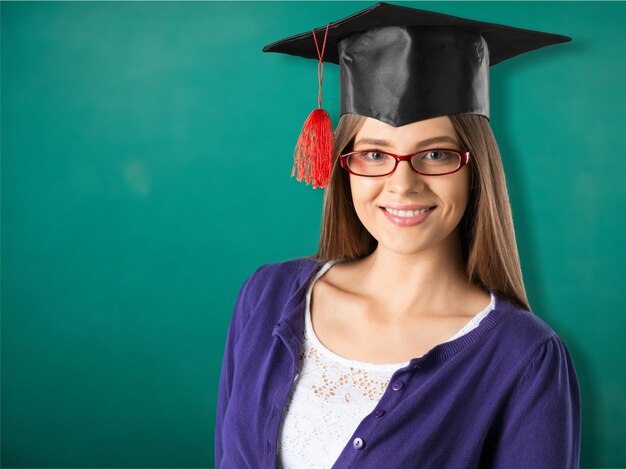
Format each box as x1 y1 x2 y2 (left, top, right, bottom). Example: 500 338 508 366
339 148 472 177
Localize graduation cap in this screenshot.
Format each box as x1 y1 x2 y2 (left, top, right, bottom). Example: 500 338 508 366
262 2 571 189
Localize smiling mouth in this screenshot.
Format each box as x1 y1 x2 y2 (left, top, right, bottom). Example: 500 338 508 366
381 206 436 217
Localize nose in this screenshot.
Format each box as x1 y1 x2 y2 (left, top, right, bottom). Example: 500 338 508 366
387 159 426 191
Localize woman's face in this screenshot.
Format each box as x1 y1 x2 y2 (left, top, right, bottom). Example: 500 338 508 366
349 115 471 256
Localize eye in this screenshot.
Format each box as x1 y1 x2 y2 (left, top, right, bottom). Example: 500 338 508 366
422 149 454 161
364 151 387 161
352 150 390 162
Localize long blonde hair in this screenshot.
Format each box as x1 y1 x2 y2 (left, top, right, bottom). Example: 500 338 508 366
303 113 531 312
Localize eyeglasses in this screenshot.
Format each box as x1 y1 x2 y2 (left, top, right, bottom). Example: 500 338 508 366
339 148 471 177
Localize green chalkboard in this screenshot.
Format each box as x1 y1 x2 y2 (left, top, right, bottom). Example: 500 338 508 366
2 1 625 467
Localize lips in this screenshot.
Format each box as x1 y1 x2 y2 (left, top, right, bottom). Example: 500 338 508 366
379 205 436 227
380 203 436 211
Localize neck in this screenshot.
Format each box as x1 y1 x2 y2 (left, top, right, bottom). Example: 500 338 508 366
355 228 475 319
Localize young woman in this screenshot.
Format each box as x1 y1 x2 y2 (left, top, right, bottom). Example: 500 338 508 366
216 3 580 468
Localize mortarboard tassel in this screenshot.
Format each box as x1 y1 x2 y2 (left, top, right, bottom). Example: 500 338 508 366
292 23 334 190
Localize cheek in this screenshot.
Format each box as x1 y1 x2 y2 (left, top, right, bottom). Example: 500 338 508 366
440 174 471 217
349 177 382 222
349 176 379 204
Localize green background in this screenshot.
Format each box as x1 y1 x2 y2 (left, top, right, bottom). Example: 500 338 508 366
2 1 625 467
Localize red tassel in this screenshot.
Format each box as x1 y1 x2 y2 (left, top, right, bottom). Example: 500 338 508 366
292 108 334 189
291 22 334 190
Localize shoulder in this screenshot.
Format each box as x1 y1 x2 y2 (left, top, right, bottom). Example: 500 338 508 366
227 256 323 339
491 293 575 366
249 255 322 287
236 255 322 307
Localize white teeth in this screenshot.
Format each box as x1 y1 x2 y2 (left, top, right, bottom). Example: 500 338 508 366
384 207 432 217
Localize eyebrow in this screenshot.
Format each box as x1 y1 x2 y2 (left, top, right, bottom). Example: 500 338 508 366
353 135 460 149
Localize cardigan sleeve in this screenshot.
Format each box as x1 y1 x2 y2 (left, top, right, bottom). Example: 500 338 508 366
489 334 581 468
214 265 264 469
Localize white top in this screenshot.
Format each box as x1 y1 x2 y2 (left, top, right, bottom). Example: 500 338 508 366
276 259 496 469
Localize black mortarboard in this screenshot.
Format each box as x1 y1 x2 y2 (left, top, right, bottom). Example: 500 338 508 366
262 2 571 188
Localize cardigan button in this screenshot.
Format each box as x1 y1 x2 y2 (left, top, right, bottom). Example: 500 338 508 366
352 437 364 449
391 379 405 391
373 408 385 418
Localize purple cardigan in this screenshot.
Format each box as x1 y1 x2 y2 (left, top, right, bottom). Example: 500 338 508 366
215 257 581 468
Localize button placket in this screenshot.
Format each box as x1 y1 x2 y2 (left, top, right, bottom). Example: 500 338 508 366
347 365 419 458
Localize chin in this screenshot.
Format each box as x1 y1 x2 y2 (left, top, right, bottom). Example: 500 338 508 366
377 237 434 255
